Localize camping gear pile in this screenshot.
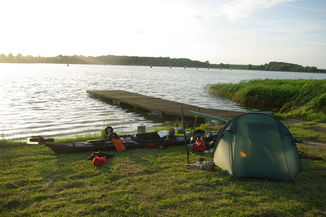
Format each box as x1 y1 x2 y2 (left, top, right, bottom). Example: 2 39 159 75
186 158 215 170
26 127 212 154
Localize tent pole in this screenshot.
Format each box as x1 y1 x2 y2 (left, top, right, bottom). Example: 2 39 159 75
191 107 200 140
180 104 190 164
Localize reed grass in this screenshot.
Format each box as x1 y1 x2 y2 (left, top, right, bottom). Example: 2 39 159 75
210 79 326 121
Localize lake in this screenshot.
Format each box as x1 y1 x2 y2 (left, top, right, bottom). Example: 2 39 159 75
1 63 325 140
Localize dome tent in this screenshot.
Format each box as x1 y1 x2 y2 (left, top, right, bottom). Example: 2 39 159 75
190 111 302 181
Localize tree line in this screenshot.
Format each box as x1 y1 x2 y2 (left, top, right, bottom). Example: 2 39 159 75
0 53 210 68
0 53 324 73
246 62 324 73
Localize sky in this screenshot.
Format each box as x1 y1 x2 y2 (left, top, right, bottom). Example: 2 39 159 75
1 0 326 68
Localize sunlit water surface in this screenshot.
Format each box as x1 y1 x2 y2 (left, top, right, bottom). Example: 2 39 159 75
1 63 325 140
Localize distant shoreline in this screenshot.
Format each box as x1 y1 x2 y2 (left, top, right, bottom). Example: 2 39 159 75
1 53 325 73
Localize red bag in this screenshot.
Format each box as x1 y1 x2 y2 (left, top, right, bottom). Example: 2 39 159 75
92 156 103 167
194 137 206 152
100 156 108 164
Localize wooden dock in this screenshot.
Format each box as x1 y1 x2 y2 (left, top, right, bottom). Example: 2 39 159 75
87 90 244 121
87 90 243 119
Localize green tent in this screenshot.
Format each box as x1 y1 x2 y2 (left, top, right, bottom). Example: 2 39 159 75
188 111 302 181
214 113 301 181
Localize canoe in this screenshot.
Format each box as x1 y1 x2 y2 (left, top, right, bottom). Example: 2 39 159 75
27 132 191 154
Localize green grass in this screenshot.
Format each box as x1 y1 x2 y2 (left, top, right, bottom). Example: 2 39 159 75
209 79 326 121
0 139 25 147
54 133 103 144
1 140 326 216
286 122 326 143
154 122 222 135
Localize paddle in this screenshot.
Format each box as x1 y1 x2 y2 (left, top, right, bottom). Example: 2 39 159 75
111 138 127 152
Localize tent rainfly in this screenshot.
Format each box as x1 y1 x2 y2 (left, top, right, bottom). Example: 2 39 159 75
189 111 302 181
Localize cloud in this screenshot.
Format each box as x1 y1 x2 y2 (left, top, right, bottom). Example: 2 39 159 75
200 0 295 21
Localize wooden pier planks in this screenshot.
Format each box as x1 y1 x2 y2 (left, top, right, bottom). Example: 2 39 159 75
87 90 244 120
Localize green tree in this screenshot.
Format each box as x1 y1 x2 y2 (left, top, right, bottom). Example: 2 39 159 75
7 53 14 60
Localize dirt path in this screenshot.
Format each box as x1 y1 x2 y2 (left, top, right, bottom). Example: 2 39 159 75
299 140 326 148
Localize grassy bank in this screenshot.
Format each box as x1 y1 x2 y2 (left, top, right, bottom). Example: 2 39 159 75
1 140 326 216
209 79 326 121
286 121 326 143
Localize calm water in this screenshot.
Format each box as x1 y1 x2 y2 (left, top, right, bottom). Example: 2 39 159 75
1 63 326 140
